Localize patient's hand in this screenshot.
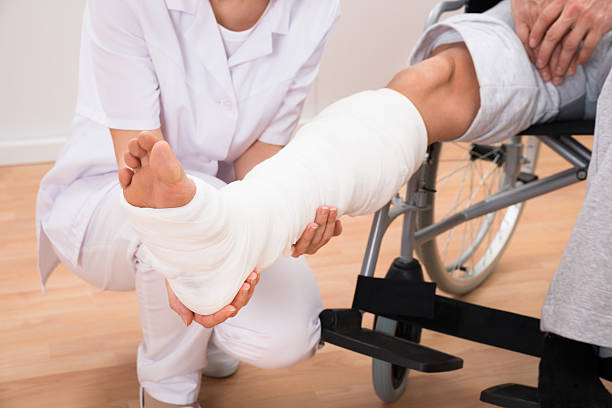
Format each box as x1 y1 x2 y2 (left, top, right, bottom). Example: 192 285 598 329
165 269 260 328
513 0 612 85
512 0 554 62
530 0 612 84
291 205 343 257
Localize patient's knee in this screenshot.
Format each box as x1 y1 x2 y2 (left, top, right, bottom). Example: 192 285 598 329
388 42 480 143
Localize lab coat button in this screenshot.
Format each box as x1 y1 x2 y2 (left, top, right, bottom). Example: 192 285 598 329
218 99 233 109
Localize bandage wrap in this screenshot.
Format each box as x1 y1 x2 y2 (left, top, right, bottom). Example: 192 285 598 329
121 89 428 314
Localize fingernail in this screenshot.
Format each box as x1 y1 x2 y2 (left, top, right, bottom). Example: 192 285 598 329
243 283 251 292
182 316 190 326
540 71 550 81
536 59 544 68
553 77 562 85
529 38 536 48
555 66 563 75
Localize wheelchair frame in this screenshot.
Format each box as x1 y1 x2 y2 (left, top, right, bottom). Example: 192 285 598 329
319 1 603 406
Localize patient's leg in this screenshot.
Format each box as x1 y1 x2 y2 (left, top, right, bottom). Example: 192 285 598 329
388 42 481 144
120 42 484 316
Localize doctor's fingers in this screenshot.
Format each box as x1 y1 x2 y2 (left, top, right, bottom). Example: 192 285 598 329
311 208 341 253
194 305 236 328
310 206 332 246
165 279 195 326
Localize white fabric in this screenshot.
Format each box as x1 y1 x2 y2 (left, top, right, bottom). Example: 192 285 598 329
121 89 428 315
57 178 322 405
218 24 253 57
36 0 340 288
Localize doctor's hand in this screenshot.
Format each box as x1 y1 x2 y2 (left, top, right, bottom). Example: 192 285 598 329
291 206 343 257
165 269 260 328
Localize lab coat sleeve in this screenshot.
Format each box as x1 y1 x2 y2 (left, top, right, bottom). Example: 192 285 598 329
84 0 161 131
257 2 341 146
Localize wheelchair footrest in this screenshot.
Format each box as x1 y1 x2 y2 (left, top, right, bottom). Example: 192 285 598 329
320 309 462 373
480 384 540 408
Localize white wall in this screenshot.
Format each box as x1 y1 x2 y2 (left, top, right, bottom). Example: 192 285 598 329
0 0 445 165
0 0 85 164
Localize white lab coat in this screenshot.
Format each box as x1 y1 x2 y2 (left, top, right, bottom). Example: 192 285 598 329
36 0 341 287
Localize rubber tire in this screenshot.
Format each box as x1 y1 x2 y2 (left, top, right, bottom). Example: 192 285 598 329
371 317 422 403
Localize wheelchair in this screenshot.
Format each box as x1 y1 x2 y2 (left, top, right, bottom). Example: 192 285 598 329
318 0 607 406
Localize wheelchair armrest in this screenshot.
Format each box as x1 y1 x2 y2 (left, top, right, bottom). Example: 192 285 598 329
518 120 595 137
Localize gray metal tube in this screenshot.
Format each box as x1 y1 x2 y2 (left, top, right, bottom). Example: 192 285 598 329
540 135 590 168
414 168 581 244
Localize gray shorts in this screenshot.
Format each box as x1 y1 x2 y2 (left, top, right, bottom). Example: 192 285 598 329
409 0 612 144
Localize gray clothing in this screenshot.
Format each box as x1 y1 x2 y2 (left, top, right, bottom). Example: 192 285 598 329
410 0 612 346
541 71 612 347
409 0 612 143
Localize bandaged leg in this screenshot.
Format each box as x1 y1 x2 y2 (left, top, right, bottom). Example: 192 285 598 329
121 89 427 315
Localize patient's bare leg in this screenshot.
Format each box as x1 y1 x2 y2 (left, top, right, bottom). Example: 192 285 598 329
388 42 480 144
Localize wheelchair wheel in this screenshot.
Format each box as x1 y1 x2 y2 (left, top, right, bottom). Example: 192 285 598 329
416 137 540 295
372 317 422 403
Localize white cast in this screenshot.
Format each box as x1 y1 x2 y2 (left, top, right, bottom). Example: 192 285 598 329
121 88 428 315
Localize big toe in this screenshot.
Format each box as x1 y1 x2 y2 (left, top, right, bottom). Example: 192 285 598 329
150 141 183 185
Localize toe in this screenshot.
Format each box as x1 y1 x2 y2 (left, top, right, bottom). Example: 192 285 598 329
118 167 134 189
151 140 183 184
124 151 141 169
128 138 147 159
138 131 161 152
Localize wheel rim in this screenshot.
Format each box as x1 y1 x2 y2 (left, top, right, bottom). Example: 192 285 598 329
419 137 539 286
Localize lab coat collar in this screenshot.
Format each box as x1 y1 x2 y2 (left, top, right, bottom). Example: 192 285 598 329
165 0 199 15
184 1 234 95
175 0 291 92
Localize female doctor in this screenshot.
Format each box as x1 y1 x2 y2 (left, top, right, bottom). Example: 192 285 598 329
36 0 341 406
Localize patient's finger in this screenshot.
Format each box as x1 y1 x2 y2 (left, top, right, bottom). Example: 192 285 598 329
535 14 572 69
555 25 588 77
529 0 563 49
576 30 602 66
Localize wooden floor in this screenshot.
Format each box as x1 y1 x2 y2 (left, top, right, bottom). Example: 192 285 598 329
0 138 604 407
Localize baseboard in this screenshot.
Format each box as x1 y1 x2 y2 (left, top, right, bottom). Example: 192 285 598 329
0 137 67 166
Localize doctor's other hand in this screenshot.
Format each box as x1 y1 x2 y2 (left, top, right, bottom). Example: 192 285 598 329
291 205 343 257
165 269 260 328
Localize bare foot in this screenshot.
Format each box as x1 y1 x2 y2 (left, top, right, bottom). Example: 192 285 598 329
119 131 196 208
